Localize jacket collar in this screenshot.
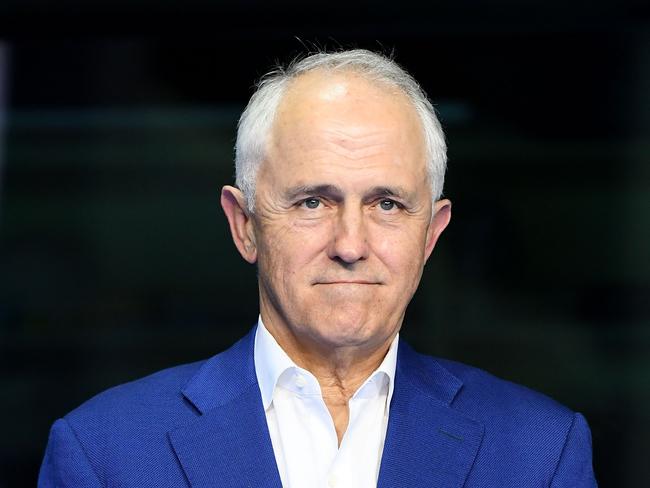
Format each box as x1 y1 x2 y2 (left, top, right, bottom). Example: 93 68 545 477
169 328 483 488
180 327 258 414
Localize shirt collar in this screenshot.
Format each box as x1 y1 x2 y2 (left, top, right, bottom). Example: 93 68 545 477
369 328 399 408
254 315 399 410
254 316 297 410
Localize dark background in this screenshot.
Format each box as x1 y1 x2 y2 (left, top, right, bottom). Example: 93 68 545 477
0 1 648 486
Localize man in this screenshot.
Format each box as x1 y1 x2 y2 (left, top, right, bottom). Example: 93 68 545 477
39 49 597 487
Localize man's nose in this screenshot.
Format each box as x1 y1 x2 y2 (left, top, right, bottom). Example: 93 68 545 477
327 206 370 264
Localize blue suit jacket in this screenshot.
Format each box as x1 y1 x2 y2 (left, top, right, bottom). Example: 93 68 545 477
39 327 597 487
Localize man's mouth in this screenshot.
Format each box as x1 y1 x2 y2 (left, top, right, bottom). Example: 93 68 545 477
314 280 381 285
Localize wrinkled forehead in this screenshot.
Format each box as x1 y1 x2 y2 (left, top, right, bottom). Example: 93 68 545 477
253 71 431 205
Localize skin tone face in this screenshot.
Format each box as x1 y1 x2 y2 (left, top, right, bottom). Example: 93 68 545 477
222 70 451 442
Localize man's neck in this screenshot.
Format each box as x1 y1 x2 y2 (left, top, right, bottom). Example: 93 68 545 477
262 315 393 392
259 315 396 444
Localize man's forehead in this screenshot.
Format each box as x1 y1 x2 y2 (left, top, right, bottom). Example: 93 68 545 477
258 69 428 199
270 72 423 152
276 70 413 120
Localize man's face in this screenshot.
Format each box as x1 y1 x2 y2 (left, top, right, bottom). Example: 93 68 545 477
225 71 450 356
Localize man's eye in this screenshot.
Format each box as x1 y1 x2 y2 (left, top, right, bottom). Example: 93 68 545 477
379 199 397 211
302 198 321 209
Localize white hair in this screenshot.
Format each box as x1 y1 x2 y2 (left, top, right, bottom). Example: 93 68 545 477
235 49 447 212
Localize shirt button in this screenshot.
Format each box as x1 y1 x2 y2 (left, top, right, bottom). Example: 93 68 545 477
295 374 306 388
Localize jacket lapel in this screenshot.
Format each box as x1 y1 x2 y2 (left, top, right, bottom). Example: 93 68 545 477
168 328 282 488
378 342 484 488
168 329 482 488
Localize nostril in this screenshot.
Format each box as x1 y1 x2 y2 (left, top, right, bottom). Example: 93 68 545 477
328 209 370 263
330 237 369 264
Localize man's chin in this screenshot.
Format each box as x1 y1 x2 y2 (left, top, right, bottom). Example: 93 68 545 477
312 294 379 316
307 315 383 348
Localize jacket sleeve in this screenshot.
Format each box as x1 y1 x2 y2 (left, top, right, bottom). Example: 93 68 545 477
550 412 598 488
38 418 103 488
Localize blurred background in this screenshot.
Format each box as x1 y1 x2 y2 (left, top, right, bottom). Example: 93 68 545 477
0 1 648 486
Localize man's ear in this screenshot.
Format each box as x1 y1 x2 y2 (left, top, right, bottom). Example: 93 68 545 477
424 199 452 262
220 185 257 264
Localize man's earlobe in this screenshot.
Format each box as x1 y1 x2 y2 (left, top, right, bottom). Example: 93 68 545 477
424 199 452 262
220 186 258 264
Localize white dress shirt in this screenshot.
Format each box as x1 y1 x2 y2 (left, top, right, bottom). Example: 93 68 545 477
254 317 399 488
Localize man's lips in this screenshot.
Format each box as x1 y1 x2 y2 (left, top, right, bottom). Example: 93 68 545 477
313 280 381 285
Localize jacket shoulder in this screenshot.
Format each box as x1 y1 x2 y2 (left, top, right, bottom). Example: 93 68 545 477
43 359 211 486
65 359 205 429
417 353 595 485
433 355 575 420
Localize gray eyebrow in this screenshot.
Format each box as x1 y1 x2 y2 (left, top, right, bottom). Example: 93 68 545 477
364 186 413 202
284 184 344 201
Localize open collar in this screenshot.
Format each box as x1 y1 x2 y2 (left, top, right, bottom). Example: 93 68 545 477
254 316 399 411
170 327 483 488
